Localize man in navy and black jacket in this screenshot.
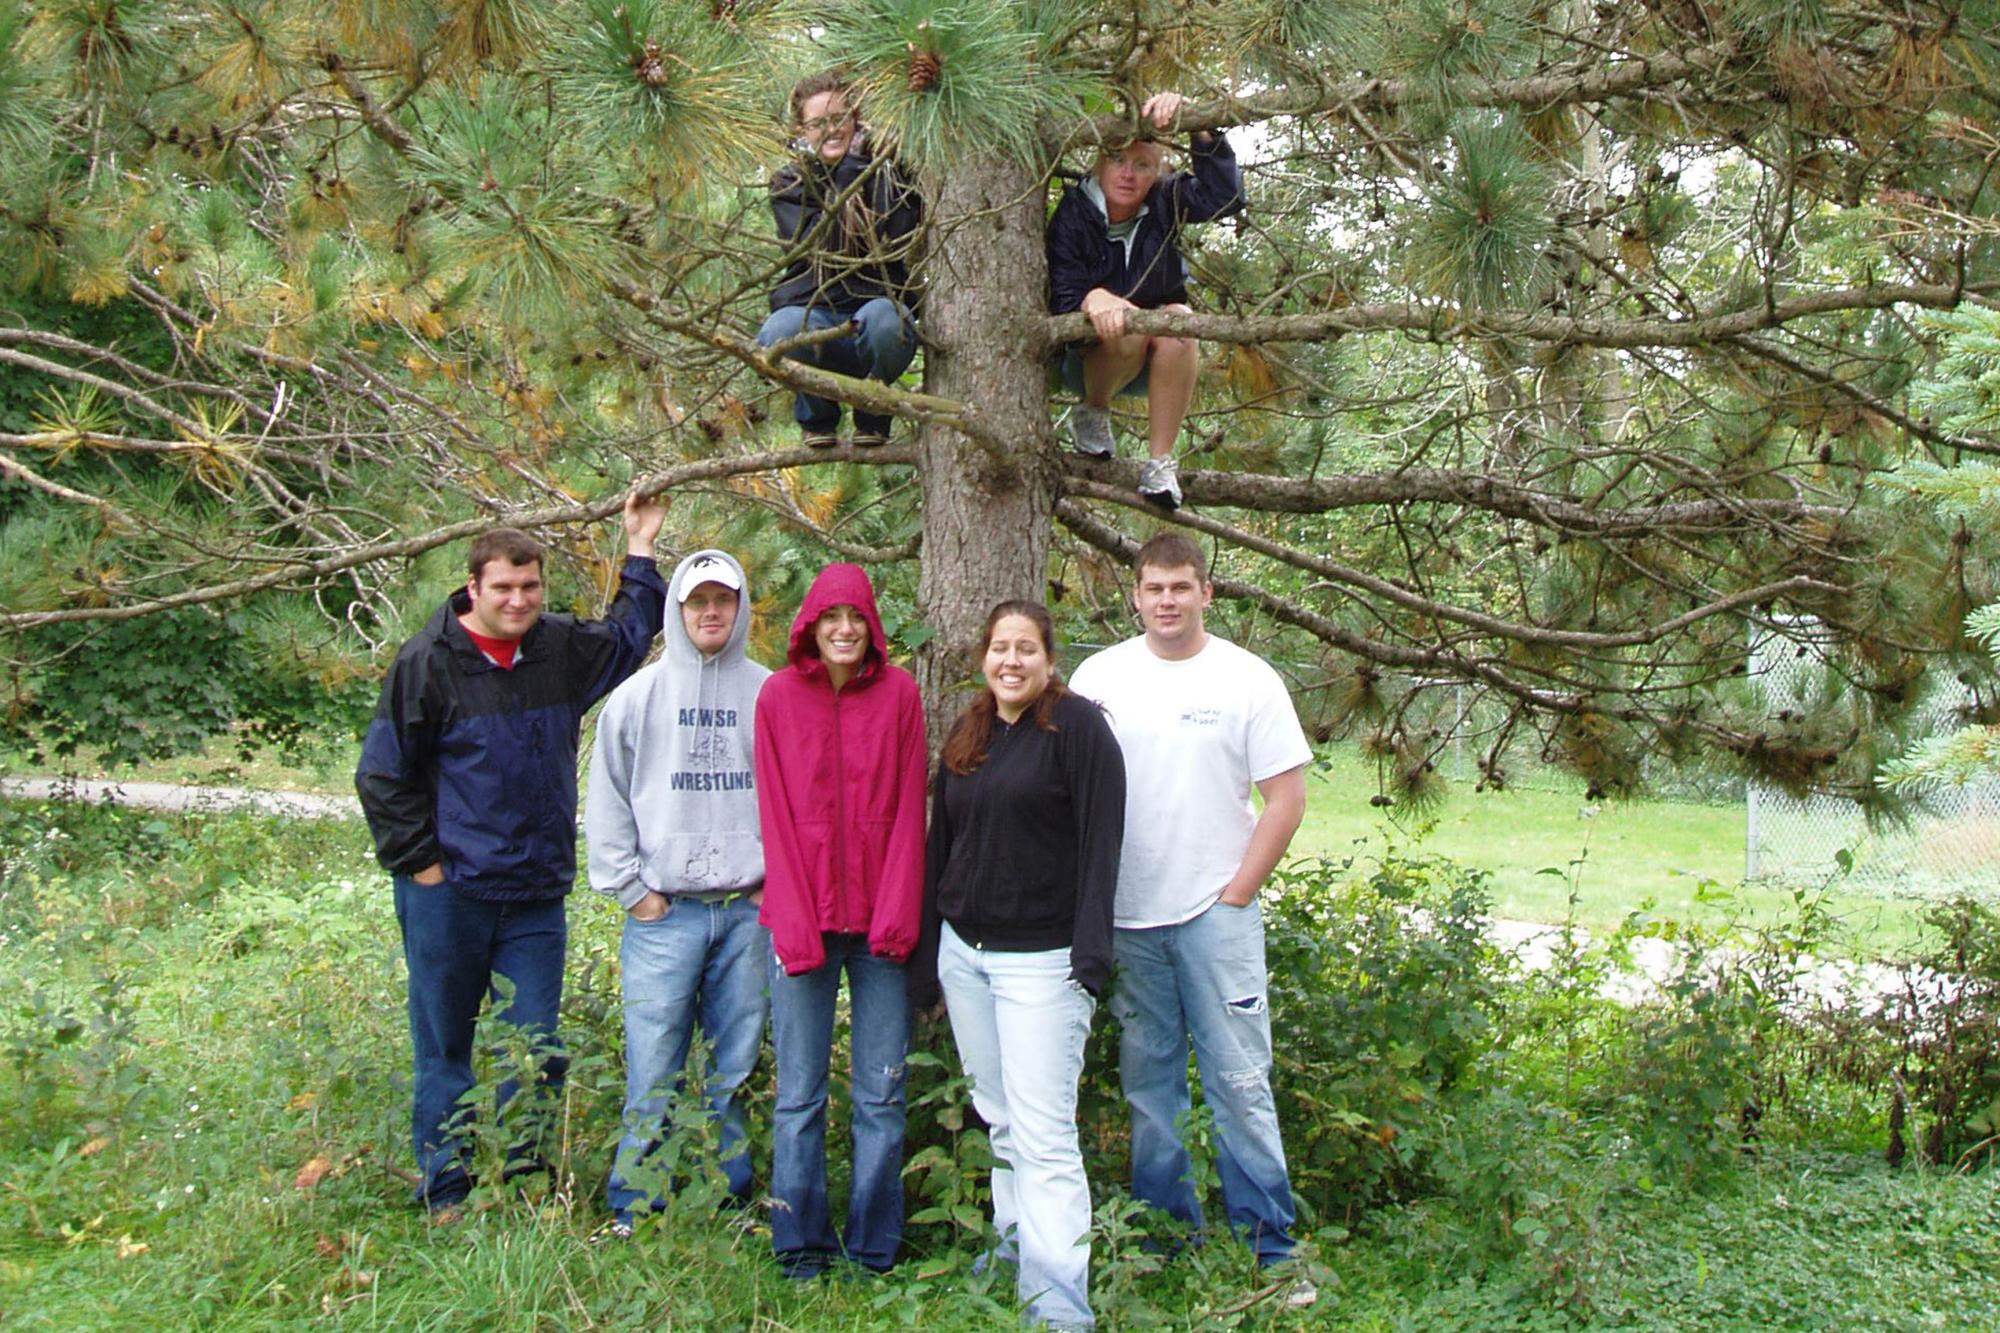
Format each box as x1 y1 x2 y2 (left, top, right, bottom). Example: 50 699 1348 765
356 493 668 1214
1046 90 1245 511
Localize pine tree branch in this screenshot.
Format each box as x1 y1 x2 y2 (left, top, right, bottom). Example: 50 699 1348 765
1058 498 1590 705
1061 478 1842 651
0 328 281 429
0 454 116 512
319 51 415 157
609 280 999 451
1043 283 1990 354
1059 455 1843 532
0 347 207 437
0 442 913 630
1722 333 2000 458
1057 500 1797 764
1057 40 1745 148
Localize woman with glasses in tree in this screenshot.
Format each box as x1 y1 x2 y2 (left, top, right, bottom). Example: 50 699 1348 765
757 70 925 450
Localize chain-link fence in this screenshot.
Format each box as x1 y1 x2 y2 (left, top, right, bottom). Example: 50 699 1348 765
1746 619 2000 895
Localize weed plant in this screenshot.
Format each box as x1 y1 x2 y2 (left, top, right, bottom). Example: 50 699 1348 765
3 796 1999 1328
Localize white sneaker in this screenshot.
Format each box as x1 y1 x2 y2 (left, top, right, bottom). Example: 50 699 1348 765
1067 405 1115 458
1137 455 1182 510
1283 1275 1318 1309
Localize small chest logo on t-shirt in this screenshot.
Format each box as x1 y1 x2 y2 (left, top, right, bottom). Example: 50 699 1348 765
1180 707 1222 727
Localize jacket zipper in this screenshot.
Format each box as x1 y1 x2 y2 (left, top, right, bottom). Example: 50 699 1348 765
831 682 847 931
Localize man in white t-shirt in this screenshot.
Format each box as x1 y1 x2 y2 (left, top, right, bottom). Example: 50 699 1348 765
1068 531 1311 1279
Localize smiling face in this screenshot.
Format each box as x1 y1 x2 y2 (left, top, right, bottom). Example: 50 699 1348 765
983 613 1054 722
681 582 740 657
797 89 857 165
1133 561 1212 659
463 558 545 640
814 602 870 686
1094 140 1165 223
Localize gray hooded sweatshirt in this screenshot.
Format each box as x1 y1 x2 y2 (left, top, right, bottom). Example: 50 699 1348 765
586 549 770 910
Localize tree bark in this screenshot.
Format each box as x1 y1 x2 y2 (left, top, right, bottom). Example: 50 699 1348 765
914 154 1059 747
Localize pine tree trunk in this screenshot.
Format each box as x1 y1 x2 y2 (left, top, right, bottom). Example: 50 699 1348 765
913 154 1058 748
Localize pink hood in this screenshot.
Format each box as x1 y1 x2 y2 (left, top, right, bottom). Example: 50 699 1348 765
784 561 890 684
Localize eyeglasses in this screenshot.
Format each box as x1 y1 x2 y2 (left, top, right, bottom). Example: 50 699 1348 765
801 110 854 135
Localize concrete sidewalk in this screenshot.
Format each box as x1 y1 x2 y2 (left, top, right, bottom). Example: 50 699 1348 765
0 775 359 821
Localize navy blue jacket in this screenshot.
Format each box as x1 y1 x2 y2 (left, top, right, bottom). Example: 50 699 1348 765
1046 132 1244 317
355 556 667 901
768 133 925 315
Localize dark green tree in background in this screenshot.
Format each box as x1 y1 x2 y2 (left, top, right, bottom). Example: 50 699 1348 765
2 0 1997 798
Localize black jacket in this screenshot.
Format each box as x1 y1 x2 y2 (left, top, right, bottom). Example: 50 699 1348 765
911 691 1126 1003
1045 132 1244 317
768 133 925 315
354 556 667 901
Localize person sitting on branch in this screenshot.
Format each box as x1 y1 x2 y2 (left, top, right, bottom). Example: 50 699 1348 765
1045 91 1245 512
757 69 926 450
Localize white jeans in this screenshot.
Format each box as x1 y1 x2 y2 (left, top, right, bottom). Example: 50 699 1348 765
939 923 1097 1328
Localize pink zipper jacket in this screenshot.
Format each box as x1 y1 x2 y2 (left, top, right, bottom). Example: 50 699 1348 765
753 563 928 974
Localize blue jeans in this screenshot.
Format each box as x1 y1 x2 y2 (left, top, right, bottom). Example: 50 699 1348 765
393 875 568 1209
1111 897 1296 1264
768 933 911 1274
755 298 918 437
939 925 1097 1328
608 894 770 1221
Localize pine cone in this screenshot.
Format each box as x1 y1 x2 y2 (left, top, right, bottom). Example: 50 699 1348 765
632 36 669 88
906 43 941 92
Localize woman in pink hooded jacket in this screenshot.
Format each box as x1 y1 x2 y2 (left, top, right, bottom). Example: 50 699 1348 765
754 562 927 1276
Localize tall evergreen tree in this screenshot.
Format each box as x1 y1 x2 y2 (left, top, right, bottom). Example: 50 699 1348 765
2 0 1997 799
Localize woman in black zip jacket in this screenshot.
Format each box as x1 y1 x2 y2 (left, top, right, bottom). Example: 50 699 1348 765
912 599 1124 1330
756 68 925 449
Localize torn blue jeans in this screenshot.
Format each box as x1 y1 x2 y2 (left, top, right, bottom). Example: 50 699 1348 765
1111 896 1296 1264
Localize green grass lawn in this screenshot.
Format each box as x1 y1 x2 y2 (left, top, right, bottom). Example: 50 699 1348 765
1294 751 1930 952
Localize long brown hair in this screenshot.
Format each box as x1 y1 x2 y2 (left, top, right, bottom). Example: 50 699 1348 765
940 600 1070 776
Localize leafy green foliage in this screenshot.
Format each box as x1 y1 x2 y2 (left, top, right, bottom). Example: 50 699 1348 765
0 0 55 161
399 77 627 322
1215 0 1380 76
1263 852 1507 1213
1881 898 2000 1167
547 0 780 190
1876 317 2000 793
6 608 376 767
7 807 2000 1325
1405 116 1556 309
1381 0 1537 97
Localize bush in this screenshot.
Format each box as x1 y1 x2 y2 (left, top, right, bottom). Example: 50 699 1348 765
1263 853 1509 1220
1882 897 2000 1167
6 607 375 767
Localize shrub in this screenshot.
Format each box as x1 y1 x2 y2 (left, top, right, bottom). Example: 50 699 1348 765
1882 897 2000 1168
1263 853 1509 1220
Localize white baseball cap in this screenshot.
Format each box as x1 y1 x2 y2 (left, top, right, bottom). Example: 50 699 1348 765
678 553 744 602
